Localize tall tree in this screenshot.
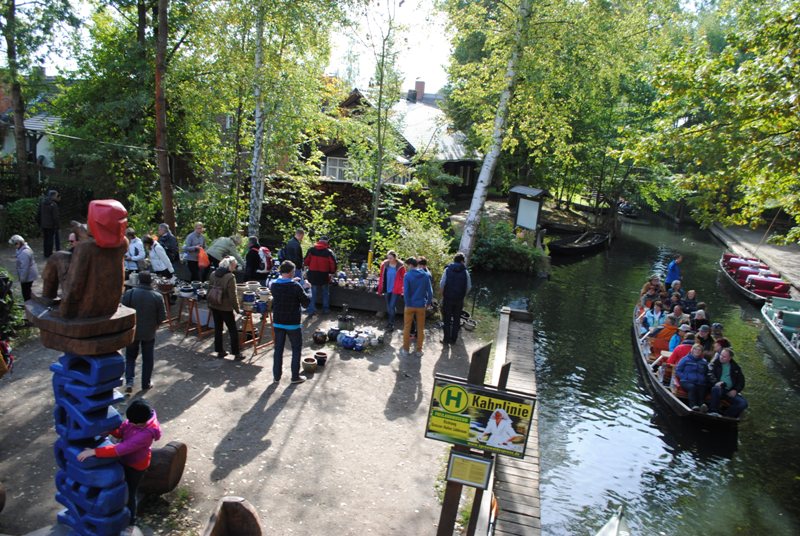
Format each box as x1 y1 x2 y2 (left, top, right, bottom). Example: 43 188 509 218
457 0 531 259
0 0 77 195
154 0 174 228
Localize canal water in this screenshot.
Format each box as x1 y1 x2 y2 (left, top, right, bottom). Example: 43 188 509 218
473 216 800 535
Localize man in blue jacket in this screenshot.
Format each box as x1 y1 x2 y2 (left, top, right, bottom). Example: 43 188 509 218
270 260 311 384
402 257 433 356
440 252 471 344
665 254 683 287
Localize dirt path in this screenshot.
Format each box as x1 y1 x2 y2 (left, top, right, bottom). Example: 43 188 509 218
0 240 495 535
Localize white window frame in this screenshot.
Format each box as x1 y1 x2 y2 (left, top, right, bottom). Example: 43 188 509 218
323 156 350 181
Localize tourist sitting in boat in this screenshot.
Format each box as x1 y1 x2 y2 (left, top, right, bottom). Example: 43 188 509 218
639 301 666 338
675 343 709 410
706 348 748 417
691 308 710 332
681 290 698 314
666 292 682 313
696 324 715 358
710 322 725 340
640 275 666 298
669 323 692 351
641 284 660 308
666 305 690 327
709 337 732 364
669 280 685 299
651 333 694 384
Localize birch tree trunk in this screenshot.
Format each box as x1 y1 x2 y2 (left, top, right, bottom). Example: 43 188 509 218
247 6 266 238
458 0 532 261
155 0 175 229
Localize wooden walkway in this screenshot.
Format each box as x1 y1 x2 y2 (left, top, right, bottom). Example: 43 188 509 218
486 307 540 535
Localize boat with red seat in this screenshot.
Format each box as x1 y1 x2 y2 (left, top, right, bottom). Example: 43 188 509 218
719 252 791 305
632 303 740 427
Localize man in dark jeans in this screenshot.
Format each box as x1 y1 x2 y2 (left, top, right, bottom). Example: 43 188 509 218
38 189 61 257
121 272 166 392
269 260 311 384
282 228 305 278
440 252 472 344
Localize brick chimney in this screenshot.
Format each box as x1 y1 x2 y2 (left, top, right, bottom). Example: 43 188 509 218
414 80 425 102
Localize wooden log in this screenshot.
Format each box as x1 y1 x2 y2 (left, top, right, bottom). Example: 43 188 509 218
202 496 263 536
140 441 188 495
38 326 135 356
25 302 136 338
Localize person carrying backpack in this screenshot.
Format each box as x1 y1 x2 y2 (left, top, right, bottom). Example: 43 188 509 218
244 236 272 284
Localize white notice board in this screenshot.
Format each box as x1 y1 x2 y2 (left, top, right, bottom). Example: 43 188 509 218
516 198 540 230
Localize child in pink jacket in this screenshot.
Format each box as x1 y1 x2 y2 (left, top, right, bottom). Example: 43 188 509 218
78 399 162 529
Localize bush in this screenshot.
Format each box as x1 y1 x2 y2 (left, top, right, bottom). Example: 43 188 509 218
3 197 40 241
470 219 545 274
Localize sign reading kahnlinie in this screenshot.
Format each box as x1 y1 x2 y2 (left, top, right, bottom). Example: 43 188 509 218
425 374 536 459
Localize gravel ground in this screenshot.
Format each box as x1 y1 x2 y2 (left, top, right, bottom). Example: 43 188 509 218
0 239 491 535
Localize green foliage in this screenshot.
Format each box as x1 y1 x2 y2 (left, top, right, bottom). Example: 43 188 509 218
373 203 453 281
625 0 800 242
0 267 27 338
470 219 545 274
175 180 248 239
411 160 462 203
3 197 40 240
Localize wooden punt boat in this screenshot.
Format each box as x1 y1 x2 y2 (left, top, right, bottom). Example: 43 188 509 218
548 231 611 256
595 506 631 536
761 297 800 365
632 304 740 427
718 253 791 305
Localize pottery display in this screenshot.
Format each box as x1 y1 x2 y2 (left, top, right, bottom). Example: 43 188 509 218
301 356 317 374
178 286 195 299
314 351 328 366
242 291 257 303
313 329 327 345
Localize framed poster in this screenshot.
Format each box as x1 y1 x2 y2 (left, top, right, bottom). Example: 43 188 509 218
446 450 493 489
425 375 536 459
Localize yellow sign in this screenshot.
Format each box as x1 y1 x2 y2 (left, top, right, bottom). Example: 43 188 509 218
425 375 536 459
447 450 493 489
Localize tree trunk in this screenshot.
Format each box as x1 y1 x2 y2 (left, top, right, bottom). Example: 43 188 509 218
137 0 147 47
3 0 29 195
154 0 175 228
458 0 532 261
247 7 266 237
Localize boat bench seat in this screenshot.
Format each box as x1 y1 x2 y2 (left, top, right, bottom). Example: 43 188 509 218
779 311 800 336
772 298 800 312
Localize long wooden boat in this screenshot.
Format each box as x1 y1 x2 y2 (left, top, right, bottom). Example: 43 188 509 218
718 253 791 305
632 304 740 427
761 297 800 364
549 231 611 256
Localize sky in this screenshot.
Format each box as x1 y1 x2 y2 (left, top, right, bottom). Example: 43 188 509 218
326 0 453 94
44 1 452 95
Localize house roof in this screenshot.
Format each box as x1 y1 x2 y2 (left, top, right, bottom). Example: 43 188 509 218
21 113 59 132
392 99 478 162
509 185 548 199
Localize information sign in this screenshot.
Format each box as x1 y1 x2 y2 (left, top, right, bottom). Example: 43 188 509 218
425 375 536 459
446 450 493 489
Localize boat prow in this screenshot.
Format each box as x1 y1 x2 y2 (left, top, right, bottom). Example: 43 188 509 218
595 505 631 536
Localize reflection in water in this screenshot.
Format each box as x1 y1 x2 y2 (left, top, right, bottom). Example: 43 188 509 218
473 216 800 535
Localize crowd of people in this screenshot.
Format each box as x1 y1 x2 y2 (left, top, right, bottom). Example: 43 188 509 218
641 254 748 418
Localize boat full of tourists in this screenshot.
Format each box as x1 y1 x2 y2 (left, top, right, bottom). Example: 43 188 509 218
631 304 740 427
761 297 800 364
719 252 791 305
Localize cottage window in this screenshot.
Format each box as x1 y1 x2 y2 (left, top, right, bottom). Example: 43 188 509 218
323 157 349 181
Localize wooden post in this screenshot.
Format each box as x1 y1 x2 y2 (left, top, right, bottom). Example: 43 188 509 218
466 362 509 536
437 344 492 536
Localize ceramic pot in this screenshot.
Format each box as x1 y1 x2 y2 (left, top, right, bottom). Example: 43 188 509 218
257 287 271 300
243 301 254 312
179 286 194 299
327 327 341 341
313 329 327 345
314 351 328 366
242 291 257 303
341 333 356 350
301 356 317 374
255 301 267 314
191 280 202 290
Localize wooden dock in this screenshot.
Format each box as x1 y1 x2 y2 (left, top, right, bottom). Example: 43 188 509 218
477 307 541 535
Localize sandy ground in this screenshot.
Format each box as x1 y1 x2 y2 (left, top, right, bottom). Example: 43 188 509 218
0 239 493 535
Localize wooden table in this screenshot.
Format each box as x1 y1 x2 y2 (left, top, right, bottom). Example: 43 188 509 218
239 310 274 356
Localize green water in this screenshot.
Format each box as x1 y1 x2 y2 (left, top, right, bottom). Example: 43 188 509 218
473 217 800 535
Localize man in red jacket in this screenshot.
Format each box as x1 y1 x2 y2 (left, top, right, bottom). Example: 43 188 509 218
303 236 337 316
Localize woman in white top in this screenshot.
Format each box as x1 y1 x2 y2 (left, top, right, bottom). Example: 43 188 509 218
124 228 146 275
143 235 174 278
480 408 524 452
